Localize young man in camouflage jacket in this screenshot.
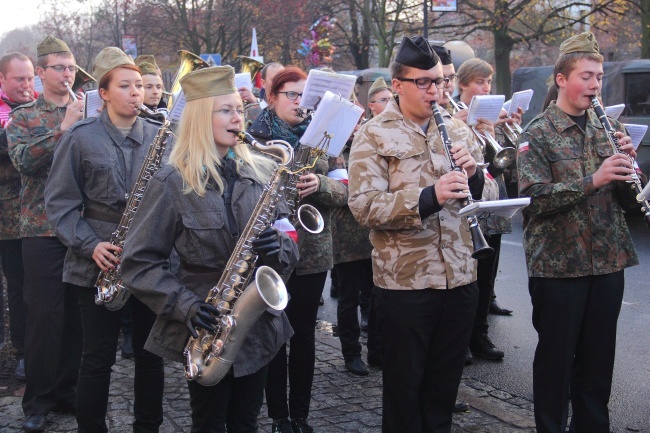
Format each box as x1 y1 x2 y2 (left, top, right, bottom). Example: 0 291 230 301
517 32 639 433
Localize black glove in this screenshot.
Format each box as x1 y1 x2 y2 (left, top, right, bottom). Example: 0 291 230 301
251 227 283 272
185 302 220 339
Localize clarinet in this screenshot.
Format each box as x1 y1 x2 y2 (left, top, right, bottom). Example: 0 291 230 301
431 102 494 259
591 98 650 229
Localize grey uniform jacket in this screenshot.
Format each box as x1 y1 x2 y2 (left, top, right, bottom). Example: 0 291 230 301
45 110 165 287
119 162 298 377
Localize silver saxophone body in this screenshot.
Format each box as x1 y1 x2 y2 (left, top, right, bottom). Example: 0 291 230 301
183 133 293 386
94 108 173 310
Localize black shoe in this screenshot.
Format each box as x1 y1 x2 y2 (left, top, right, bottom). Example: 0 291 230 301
464 347 474 365
272 418 293 433
453 400 470 413
489 299 512 316
359 314 369 332
470 334 504 360
291 418 314 433
14 358 26 381
22 415 46 432
367 355 383 369
122 334 134 359
345 356 369 376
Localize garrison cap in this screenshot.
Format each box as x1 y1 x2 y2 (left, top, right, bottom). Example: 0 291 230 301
180 66 236 101
37 35 71 57
431 45 452 66
139 62 158 75
395 36 439 70
368 77 389 99
134 55 158 68
93 47 136 83
559 31 600 55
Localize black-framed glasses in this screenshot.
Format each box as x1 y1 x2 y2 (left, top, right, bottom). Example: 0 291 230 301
443 75 457 87
369 97 390 104
396 76 445 89
277 91 303 101
43 65 79 73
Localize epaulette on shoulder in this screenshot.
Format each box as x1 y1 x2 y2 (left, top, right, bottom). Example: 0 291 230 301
141 116 164 127
522 112 547 133
67 116 98 133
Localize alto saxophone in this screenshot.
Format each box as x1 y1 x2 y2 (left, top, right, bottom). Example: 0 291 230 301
184 133 293 386
94 107 173 310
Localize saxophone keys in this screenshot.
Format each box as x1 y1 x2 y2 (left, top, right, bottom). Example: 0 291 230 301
239 249 254 261
221 287 237 302
234 260 249 274
217 300 231 315
212 339 225 356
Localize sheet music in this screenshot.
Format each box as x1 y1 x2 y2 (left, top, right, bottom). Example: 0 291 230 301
33 76 44 94
506 89 534 115
300 91 364 157
300 70 357 111
466 95 505 126
235 72 252 90
168 92 186 123
605 104 625 120
459 197 530 219
623 123 648 150
83 90 103 119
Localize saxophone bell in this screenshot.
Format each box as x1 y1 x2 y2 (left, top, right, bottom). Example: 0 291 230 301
296 204 324 234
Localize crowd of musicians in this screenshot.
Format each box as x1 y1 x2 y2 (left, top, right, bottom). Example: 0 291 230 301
0 29 642 433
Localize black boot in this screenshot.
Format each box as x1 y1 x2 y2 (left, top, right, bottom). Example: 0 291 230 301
470 333 504 360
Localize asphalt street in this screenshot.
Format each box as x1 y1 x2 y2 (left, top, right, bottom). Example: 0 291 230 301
317 212 650 433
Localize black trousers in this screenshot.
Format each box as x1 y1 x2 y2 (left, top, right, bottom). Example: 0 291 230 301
529 272 624 433
378 283 478 433
0 238 26 359
187 366 268 433
265 271 327 420
367 286 383 363
335 259 374 359
21 237 82 416
472 233 502 339
76 287 164 433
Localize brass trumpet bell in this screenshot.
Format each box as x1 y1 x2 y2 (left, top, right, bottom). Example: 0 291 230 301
238 55 264 80
73 66 96 92
168 50 210 111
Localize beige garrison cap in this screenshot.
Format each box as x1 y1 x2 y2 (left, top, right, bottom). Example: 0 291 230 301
134 55 157 67
368 77 389 99
180 66 236 101
37 35 71 57
93 47 136 83
139 62 158 76
559 31 600 55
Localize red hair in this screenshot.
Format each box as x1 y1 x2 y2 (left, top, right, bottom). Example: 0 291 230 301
269 66 307 101
98 64 142 91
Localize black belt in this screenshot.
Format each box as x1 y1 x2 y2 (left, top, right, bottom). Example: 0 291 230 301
83 208 122 224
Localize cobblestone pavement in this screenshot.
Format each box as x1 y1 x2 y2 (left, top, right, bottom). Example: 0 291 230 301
0 321 536 433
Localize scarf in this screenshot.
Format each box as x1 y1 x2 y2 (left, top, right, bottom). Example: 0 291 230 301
261 108 310 149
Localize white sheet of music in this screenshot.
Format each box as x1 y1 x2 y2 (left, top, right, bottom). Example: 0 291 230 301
605 104 625 120
466 95 505 126
623 123 648 150
83 90 103 119
459 197 531 219
168 92 186 123
300 91 364 157
235 73 252 90
33 76 44 94
505 89 534 115
300 70 357 111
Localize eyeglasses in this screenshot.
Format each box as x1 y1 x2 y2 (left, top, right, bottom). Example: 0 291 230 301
443 75 457 87
369 97 390 104
43 65 79 73
213 109 245 118
277 91 303 101
396 77 445 89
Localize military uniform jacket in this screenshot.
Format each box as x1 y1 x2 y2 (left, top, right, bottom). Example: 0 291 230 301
44 110 164 287
0 100 22 240
348 99 498 290
7 94 69 238
248 112 348 275
119 163 298 377
517 102 638 278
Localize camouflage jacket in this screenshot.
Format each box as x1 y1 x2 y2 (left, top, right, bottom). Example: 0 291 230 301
517 102 638 278
0 98 23 240
7 94 69 238
44 111 166 287
329 147 373 264
348 98 498 290
248 113 348 275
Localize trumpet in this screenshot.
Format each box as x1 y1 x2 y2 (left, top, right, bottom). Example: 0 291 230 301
65 82 79 102
446 93 516 169
431 101 493 259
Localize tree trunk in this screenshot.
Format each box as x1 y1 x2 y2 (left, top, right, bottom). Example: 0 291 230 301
493 32 514 98
642 0 650 58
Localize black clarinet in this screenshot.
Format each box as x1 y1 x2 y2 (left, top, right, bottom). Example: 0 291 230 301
591 98 650 229
431 102 494 259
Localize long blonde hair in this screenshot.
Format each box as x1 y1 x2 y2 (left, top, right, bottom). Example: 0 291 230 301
169 96 275 196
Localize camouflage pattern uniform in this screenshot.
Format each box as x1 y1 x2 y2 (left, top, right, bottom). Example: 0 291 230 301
0 108 21 241
348 98 498 291
517 102 638 277
7 94 69 238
